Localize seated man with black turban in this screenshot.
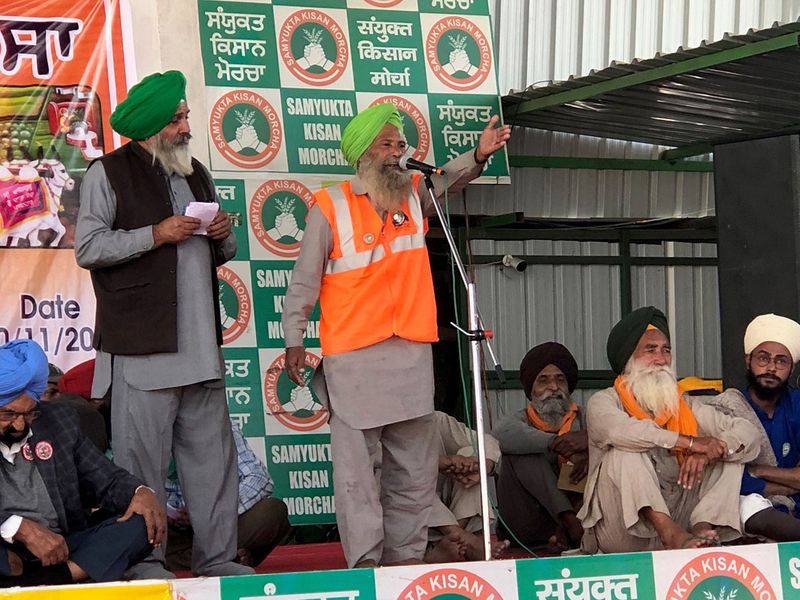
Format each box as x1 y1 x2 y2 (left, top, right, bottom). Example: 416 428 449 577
579 307 760 553
0 340 164 587
492 342 586 551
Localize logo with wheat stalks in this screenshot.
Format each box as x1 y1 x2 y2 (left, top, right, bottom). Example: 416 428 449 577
426 16 492 91
249 179 315 258
667 552 774 600
702 586 739 600
280 9 348 86
209 90 282 169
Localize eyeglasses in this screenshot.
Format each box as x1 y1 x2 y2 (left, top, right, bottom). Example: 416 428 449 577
752 352 792 370
0 409 41 423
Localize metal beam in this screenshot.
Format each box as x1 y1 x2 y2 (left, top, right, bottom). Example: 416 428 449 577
508 155 713 172
508 32 800 115
660 144 715 161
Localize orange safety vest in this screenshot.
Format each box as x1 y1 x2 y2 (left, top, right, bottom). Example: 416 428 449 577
315 174 438 355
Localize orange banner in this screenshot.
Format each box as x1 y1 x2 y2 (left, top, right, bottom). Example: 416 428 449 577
0 0 133 367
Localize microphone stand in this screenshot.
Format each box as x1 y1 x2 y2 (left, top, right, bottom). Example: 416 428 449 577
422 173 499 561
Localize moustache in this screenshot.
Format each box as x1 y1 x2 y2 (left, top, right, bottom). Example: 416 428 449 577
173 133 192 146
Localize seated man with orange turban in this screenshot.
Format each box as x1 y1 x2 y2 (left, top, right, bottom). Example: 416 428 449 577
579 307 760 553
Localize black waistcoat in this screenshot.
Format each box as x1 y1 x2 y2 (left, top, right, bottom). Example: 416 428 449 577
89 142 223 354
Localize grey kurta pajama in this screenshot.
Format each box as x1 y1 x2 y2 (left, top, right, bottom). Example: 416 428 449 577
578 387 760 554
492 406 584 546
282 151 484 567
75 162 242 576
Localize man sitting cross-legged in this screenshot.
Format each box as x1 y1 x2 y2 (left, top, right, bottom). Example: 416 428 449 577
579 307 759 553
424 411 509 562
493 342 587 552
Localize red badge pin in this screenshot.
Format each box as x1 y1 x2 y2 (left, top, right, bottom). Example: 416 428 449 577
21 443 33 462
34 441 53 461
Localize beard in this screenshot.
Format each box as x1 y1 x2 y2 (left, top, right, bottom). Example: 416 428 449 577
358 151 412 213
623 359 679 417
0 424 29 447
746 367 788 400
149 131 194 177
532 389 571 428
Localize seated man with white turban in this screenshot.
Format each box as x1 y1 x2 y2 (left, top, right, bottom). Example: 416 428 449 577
282 102 510 568
733 313 800 540
0 340 164 587
579 307 760 553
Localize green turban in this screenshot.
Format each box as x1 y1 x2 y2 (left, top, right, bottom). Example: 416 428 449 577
110 70 187 140
340 103 404 169
606 306 670 374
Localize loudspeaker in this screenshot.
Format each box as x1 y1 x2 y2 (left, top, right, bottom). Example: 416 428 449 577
714 134 800 388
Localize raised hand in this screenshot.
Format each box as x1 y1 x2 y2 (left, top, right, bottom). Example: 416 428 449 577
475 115 512 163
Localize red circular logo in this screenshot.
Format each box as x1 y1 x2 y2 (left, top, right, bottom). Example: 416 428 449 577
667 551 777 599
209 90 282 169
396 568 503 600
279 9 349 87
21 443 33 462
370 95 431 161
34 441 53 461
264 352 328 432
217 266 252 344
365 0 403 6
249 179 315 258
425 17 492 91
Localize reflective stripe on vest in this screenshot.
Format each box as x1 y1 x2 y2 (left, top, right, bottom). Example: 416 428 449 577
324 184 425 275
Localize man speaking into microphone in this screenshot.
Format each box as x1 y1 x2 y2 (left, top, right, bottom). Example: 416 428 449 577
282 103 510 568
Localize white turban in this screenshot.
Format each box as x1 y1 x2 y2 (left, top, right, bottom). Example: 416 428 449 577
744 314 800 363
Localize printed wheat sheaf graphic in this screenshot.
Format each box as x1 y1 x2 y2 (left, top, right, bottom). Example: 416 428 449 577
704 586 738 600
234 108 256 127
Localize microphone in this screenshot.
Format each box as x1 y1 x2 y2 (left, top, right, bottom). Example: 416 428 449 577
398 154 445 176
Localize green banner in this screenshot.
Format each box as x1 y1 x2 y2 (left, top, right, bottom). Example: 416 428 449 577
266 433 335 525
518 552 656 599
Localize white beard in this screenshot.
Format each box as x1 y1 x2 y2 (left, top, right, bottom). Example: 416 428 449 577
358 152 411 213
623 359 679 417
149 132 194 177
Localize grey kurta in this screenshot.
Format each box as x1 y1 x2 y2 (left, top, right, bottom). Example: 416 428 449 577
578 387 760 553
76 162 235 394
492 405 584 546
75 158 246 577
282 150 484 429
282 150 485 566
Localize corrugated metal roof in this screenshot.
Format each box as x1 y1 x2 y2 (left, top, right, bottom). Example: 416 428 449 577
502 21 800 152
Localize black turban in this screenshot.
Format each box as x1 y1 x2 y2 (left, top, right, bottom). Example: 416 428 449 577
606 306 670 374
519 342 578 398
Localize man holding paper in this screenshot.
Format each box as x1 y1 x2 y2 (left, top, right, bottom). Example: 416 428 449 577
75 70 250 579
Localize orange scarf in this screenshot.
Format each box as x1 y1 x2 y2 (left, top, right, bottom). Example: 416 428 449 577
527 402 578 465
614 375 698 462
527 402 578 435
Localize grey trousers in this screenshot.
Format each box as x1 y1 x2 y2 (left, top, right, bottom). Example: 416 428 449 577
111 370 239 575
496 453 574 546
329 411 438 567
